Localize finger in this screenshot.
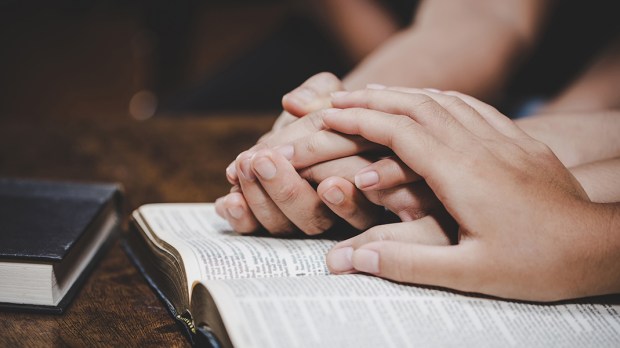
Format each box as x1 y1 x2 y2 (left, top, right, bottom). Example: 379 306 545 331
326 215 455 273
282 72 343 117
257 108 337 148
366 86 500 140
355 157 422 190
349 241 475 292
226 160 239 185
317 176 384 231
331 90 475 149
321 108 456 185
299 156 373 184
271 111 298 132
226 95 331 185
251 149 337 235
363 182 442 222
221 192 260 234
230 108 337 186
214 197 227 219
236 151 297 235
287 130 386 169
442 90 528 139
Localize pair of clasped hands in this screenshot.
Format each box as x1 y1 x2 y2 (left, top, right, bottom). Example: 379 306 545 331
215 73 616 302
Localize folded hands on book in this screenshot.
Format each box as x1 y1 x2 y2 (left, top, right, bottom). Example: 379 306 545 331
215 75 620 302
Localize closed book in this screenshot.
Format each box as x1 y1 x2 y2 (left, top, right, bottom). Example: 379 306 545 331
0 178 123 313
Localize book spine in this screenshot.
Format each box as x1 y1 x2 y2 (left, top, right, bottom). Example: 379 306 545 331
176 310 197 334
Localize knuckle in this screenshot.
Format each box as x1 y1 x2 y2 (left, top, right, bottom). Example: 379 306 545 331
409 93 436 109
303 133 323 156
443 95 471 113
295 85 316 96
300 213 334 235
313 71 339 84
247 196 275 216
307 72 341 93
374 188 389 206
306 111 328 131
389 117 417 148
271 181 302 205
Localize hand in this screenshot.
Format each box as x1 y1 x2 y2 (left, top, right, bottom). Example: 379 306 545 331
319 88 618 301
216 74 446 236
216 73 391 234
226 71 346 183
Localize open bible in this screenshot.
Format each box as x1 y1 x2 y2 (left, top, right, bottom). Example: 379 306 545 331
127 203 620 348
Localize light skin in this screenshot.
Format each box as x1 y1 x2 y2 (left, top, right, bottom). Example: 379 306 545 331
216 83 620 237
296 89 620 302
216 31 620 235
217 0 554 232
219 73 441 235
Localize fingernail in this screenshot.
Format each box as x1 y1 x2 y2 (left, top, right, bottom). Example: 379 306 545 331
352 249 380 274
253 156 277 180
366 83 386 90
327 247 353 273
226 163 237 179
354 171 379 189
424 88 441 93
322 187 345 205
274 144 294 161
239 158 256 181
227 206 244 220
331 91 349 98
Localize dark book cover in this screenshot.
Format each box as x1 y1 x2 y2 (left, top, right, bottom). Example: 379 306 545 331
123 222 222 348
0 178 123 313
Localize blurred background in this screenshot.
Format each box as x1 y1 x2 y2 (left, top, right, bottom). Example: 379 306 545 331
1 0 406 122
2 0 618 123
0 0 296 122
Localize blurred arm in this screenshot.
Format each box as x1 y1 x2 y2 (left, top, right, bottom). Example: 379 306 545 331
344 0 553 102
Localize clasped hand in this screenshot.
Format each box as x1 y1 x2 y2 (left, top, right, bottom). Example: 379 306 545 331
216 76 619 301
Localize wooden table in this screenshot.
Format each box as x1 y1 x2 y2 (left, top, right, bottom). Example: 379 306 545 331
0 115 275 346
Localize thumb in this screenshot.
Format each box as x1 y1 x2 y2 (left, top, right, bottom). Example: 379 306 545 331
352 241 475 292
282 72 344 117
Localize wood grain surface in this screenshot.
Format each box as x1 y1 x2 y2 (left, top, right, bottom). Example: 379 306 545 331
0 114 275 346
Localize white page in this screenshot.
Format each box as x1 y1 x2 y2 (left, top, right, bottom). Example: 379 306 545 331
203 274 620 348
137 203 337 295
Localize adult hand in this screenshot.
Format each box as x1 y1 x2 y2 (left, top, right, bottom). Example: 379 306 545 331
316 88 617 302
225 71 345 184
216 72 391 234
216 75 446 236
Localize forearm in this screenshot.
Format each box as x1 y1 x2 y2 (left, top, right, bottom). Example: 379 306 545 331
516 110 620 167
343 0 551 101
312 0 400 62
570 157 620 203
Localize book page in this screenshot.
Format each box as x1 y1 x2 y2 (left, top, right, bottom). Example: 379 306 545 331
201 274 620 348
138 204 337 295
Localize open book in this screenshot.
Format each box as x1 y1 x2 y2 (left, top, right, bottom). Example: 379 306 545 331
127 203 620 348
